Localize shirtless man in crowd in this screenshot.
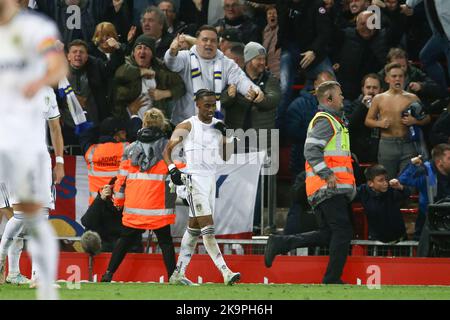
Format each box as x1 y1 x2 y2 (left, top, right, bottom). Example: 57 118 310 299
365 62 430 178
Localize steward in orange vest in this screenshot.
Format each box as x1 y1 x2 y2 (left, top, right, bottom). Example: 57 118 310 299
304 110 355 206
264 81 355 285
101 108 179 283
113 126 182 230
81 117 128 205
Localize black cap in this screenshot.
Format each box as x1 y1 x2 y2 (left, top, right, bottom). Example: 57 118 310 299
99 117 126 136
220 28 242 43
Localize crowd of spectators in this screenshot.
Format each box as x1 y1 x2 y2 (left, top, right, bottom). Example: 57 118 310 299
26 0 450 250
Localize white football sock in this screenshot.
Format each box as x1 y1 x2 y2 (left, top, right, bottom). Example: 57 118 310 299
201 225 231 275
0 214 25 266
31 256 39 281
175 227 200 276
24 214 59 300
31 210 49 281
7 238 23 275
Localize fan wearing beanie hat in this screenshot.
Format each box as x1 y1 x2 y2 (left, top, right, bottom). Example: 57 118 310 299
244 42 267 65
132 35 156 68
221 39 280 154
112 31 185 121
133 34 156 54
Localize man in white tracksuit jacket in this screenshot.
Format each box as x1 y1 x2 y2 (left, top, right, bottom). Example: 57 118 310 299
164 25 264 124
406 0 450 90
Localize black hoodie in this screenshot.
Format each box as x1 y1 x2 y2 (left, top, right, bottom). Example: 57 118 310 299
251 0 333 70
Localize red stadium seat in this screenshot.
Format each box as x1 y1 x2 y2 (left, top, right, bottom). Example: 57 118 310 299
352 204 368 240
292 84 305 91
358 162 375 169
400 208 419 215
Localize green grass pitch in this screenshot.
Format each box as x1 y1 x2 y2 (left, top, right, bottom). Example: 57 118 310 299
1 283 450 300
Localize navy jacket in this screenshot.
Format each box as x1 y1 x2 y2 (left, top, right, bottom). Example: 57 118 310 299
81 193 142 253
285 89 318 175
81 194 123 246
356 184 410 243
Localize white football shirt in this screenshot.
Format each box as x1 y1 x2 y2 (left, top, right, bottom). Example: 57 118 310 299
182 115 222 176
0 10 59 150
7 86 60 208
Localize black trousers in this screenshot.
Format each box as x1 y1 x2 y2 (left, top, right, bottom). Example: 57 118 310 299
280 194 353 283
106 224 176 279
417 215 431 257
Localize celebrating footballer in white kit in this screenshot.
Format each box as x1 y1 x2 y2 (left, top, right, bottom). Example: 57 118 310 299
163 89 240 286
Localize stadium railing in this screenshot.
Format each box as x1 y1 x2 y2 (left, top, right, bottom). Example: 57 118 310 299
258 156 277 235
3 235 418 258
49 145 82 156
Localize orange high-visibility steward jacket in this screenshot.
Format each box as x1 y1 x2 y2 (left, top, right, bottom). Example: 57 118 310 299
85 142 128 204
305 112 355 205
113 138 184 230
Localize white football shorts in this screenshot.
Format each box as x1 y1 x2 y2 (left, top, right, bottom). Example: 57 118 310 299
185 174 215 218
0 149 52 206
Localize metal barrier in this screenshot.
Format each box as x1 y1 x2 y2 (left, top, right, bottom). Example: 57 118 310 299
348 240 418 257
259 154 277 236
10 235 417 257
48 145 82 156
